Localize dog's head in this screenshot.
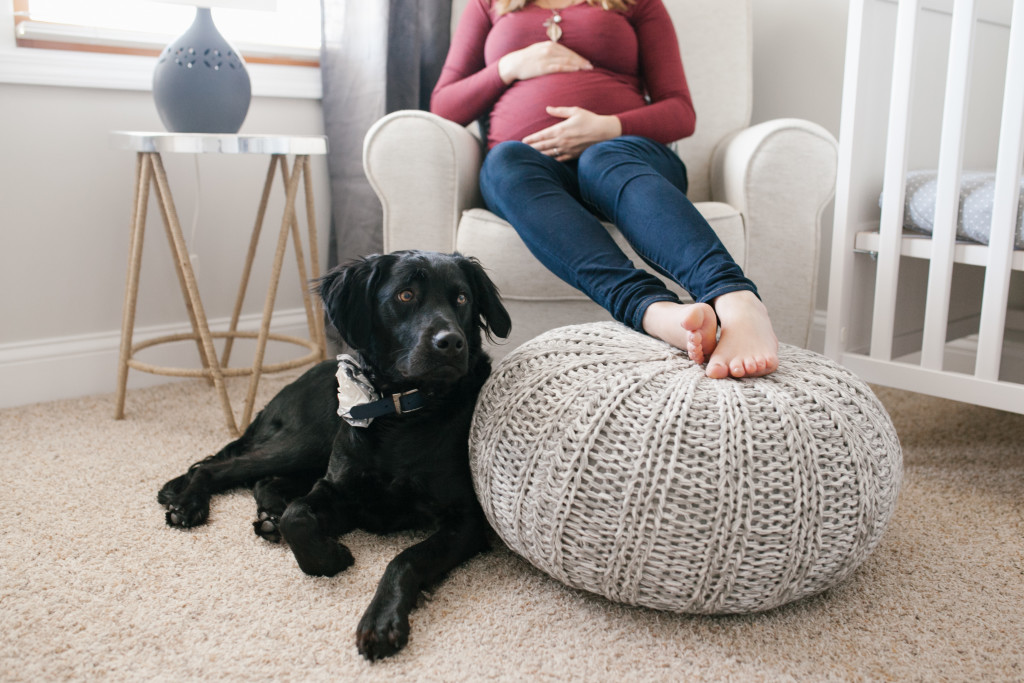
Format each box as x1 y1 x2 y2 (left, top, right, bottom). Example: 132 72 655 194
318 251 512 386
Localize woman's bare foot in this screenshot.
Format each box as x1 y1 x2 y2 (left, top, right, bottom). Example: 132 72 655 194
705 290 778 379
642 300 718 364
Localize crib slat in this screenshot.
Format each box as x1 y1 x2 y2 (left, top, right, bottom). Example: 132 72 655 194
825 0 871 361
921 0 978 371
975 0 1024 381
872 0 922 362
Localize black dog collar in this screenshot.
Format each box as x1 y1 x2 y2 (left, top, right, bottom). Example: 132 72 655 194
336 354 424 427
348 390 425 420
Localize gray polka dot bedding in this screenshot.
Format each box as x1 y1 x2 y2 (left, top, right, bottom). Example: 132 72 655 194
881 170 1024 249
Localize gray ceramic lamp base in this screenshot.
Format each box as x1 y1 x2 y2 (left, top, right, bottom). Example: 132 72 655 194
153 7 251 134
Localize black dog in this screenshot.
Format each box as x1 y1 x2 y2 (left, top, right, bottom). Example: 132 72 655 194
157 250 511 660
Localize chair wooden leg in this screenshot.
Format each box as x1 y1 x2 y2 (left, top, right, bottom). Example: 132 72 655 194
114 153 151 420
150 153 240 437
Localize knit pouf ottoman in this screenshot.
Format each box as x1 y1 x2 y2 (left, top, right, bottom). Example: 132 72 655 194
469 322 902 614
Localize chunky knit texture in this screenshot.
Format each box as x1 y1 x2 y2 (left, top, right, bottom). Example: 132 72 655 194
469 322 903 614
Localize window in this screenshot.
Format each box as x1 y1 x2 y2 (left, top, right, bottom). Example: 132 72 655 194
12 0 321 66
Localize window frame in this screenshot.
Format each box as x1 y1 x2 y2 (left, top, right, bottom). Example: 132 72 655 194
2 0 322 98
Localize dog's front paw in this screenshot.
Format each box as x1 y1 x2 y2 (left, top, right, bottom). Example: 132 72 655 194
253 510 282 543
164 497 209 528
279 505 355 576
294 540 354 577
356 608 410 661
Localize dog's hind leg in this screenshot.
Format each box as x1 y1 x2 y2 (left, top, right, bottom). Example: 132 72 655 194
162 445 329 529
157 431 253 507
252 473 319 543
160 423 331 531
158 432 258 528
158 359 339 529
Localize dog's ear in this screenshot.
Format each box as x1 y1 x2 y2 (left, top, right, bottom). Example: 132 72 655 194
316 254 394 352
457 255 512 341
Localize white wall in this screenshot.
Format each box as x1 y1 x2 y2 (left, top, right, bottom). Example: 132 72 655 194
0 81 332 408
751 0 850 347
751 0 848 135
1 85 330 340
0 0 851 409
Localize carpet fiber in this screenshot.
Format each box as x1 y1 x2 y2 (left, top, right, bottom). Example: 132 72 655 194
2 370 1022 681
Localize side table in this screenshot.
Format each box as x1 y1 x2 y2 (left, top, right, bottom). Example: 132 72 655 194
110 132 329 436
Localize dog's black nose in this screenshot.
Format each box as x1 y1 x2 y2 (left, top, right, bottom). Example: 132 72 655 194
432 330 465 356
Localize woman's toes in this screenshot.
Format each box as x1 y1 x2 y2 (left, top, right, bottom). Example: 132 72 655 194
706 359 729 379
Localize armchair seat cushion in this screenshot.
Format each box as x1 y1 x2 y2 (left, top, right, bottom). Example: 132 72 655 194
456 202 745 304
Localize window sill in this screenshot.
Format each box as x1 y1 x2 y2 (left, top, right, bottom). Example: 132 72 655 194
0 44 322 99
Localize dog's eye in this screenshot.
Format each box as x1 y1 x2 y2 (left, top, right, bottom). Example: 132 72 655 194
456 293 468 306
397 290 415 303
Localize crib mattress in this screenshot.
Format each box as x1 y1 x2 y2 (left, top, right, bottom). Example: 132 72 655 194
882 170 1024 249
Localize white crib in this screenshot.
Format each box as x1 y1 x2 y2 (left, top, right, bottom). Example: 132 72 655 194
826 0 1024 414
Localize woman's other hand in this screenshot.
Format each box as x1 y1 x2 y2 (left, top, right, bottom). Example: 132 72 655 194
523 106 622 161
498 41 593 84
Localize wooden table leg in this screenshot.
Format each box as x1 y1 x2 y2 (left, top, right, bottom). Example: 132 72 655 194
279 155 326 361
145 154 215 383
114 153 151 420
221 155 278 369
149 153 240 436
114 146 324 437
302 154 327 359
239 154 306 428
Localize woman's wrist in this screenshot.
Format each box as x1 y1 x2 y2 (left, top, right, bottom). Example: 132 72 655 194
602 114 623 140
498 54 518 85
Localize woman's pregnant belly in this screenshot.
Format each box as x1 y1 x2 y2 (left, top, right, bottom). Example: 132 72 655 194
488 69 646 146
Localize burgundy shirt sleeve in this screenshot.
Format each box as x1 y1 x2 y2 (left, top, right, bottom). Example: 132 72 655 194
616 0 696 142
430 0 507 126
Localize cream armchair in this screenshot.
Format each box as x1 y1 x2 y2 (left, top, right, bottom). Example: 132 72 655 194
363 0 837 357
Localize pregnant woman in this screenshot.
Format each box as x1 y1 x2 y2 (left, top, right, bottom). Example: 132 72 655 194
431 0 779 378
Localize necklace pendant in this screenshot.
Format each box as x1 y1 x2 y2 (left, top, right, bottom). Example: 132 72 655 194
544 10 563 43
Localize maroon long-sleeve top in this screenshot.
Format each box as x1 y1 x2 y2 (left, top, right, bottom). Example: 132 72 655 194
430 0 696 149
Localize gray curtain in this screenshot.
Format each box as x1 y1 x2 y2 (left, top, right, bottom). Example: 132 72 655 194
320 0 452 267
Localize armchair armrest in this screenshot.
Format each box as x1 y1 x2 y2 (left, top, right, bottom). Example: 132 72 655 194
363 110 485 253
711 118 838 347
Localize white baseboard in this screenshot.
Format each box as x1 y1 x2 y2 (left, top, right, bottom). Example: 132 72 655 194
31 307 1017 412
0 308 319 409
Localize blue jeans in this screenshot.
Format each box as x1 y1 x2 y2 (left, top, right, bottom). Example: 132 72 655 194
479 136 758 332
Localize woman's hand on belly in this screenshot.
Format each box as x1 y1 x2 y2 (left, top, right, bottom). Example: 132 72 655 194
498 41 593 85
522 106 622 162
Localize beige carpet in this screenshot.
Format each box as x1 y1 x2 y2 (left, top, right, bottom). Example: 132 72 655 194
1 370 1022 682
